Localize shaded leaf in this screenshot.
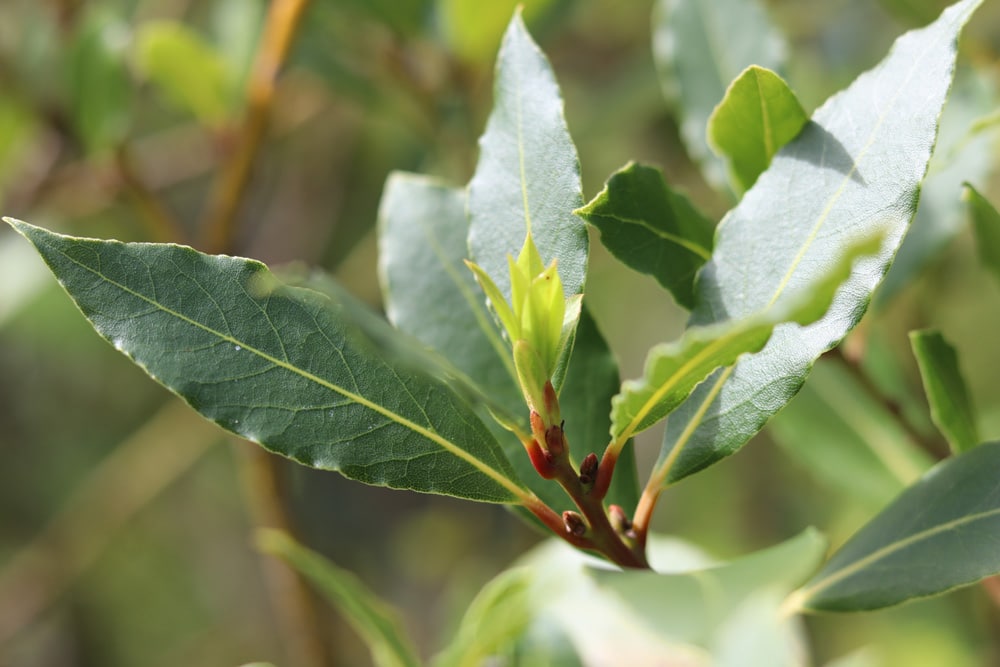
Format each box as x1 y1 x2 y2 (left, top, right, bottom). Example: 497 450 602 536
8 219 525 504
613 234 881 443
708 65 808 193
793 441 1000 611
657 0 981 485
134 21 234 124
257 529 420 667
652 0 786 186
467 10 587 388
964 183 1000 284
769 359 931 510
433 567 533 667
575 162 713 310
909 329 979 454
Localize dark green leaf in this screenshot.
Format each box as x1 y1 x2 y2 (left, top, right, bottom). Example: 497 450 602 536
574 162 713 310
769 359 931 510
8 219 526 504
965 183 1000 284
257 529 420 667
467 10 587 385
614 234 881 445
134 21 235 124
66 8 132 151
707 66 808 193
909 329 979 454
793 441 1000 612
658 0 981 485
653 0 787 186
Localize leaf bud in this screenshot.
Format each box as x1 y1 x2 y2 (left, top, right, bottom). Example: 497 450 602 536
562 510 587 537
578 452 599 486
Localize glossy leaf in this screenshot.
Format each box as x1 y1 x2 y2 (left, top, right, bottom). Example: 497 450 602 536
879 67 998 302
707 66 808 193
793 441 1000 611
257 529 420 667
433 567 533 667
614 234 881 442
769 359 931 510
653 0 786 186
575 162 713 310
965 183 1000 284
657 0 981 485
8 219 526 504
134 21 234 124
909 329 979 454
467 10 587 380
66 9 132 152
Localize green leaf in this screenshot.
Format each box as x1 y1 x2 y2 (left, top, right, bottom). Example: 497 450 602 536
467 10 587 382
560 308 639 513
134 21 235 125
792 441 1000 612
909 329 979 454
8 218 526 504
707 66 808 193
657 0 982 485
769 359 932 510
257 529 420 667
574 162 713 310
433 567 533 667
964 183 1000 284
377 173 522 419
613 234 882 444
653 0 787 186
66 8 132 152
879 67 998 302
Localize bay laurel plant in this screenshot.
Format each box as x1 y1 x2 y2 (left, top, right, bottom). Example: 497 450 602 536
8 0 1000 663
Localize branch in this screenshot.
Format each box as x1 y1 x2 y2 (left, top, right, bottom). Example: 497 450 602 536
114 144 190 243
200 0 312 253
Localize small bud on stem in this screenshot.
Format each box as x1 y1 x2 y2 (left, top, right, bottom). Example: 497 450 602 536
578 452 599 486
609 504 636 539
562 510 587 537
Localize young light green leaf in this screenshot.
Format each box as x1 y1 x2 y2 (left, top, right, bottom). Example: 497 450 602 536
433 567 533 667
257 529 420 667
467 10 587 371
134 21 235 125
792 441 1000 612
769 359 931 510
658 0 982 486
708 66 808 193
909 329 979 454
613 234 881 443
574 162 713 310
964 182 1000 284
9 219 526 504
438 0 555 64
653 0 786 186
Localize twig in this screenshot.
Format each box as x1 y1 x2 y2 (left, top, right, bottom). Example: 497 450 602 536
200 0 312 253
114 144 190 243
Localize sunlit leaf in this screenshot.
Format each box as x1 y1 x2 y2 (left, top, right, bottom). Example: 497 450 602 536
258 529 420 667
909 329 979 454
657 0 982 485
467 10 587 389
575 162 713 310
653 0 786 186
9 219 526 504
707 65 808 193
792 441 1000 611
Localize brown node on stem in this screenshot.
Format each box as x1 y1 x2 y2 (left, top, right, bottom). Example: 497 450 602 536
609 504 636 539
578 452 598 486
562 510 587 537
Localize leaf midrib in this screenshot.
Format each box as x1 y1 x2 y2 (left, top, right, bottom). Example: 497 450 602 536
596 211 712 261
37 230 529 501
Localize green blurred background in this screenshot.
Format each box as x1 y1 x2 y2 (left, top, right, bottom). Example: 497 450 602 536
1 0 1000 665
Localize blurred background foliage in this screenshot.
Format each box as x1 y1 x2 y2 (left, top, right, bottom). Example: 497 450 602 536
1 0 1000 665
